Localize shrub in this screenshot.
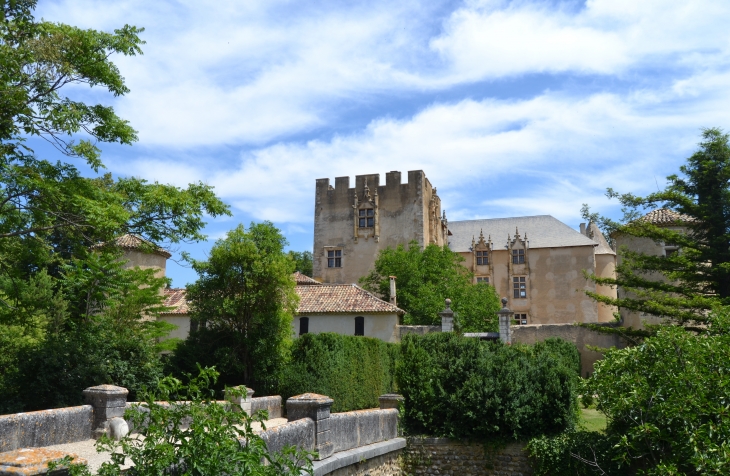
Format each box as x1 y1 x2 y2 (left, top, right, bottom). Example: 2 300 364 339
396 333 579 440
278 333 399 413
527 430 622 476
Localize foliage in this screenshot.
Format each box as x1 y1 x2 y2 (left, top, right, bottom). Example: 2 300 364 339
60 367 315 476
529 308 730 475
528 430 622 476
279 332 399 413
397 333 579 440
1 315 165 412
360 241 501 331
0 1 229 411
583 128 730 332
180 222 297 392
288 250 313 277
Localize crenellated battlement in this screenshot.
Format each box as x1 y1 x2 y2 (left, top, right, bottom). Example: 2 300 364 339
313 170 446 284
315 170 427 203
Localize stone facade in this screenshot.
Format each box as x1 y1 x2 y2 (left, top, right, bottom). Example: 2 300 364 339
402 438 533 476
313 171 618 327
313 170 447 285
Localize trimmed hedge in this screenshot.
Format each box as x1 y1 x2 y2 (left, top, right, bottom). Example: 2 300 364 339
396 333 580 440
278 333 399 413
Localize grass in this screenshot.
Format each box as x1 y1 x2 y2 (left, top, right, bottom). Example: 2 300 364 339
580 407 607 432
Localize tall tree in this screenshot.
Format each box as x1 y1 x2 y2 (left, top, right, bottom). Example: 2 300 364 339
360 241 501 331
181 223 298 389
584 128 730 333
288 250 313 277
0 0 230 410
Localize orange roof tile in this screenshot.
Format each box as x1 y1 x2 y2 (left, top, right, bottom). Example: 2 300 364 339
293 271 321 285
94 234 172 258
640 208 695 226
161 288 189 314
296 284 404 315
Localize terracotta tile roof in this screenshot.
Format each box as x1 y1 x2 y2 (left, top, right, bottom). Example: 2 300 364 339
95 234 172 258
161 288 189 314
293 271 321 285
296 284 404 315
639 208 695 225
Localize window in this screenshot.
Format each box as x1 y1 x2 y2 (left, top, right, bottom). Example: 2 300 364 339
354 316 364 336
514 313 528 325
476 250 488 265
513 276 527 298
327 249 342 268
299 317 309 336
358 208 374 227
512 249 525 264
476 277 489 284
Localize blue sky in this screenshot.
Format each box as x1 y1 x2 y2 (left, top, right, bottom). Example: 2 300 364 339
35 0 730 286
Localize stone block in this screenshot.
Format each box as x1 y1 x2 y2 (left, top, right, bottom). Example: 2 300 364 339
82 385 128 410
329 413 358 453
82 385 129 439
314 441 334 460
286 393 333 423
378 394 403 410
225 386 255 415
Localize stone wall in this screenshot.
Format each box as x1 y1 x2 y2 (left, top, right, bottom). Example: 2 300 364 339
251 395 282 419
511 322 625 377
397 325 441 340
329 409 398 453
402 438 533 476
0 406 93 453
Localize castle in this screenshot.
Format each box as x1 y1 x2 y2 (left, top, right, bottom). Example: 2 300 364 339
313 170 617 325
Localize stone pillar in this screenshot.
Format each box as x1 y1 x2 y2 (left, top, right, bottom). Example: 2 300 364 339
83 385 129 439
378 393 404 410
439 298 454 332
497 297 513 344
286 393 334 460
225 386 255 415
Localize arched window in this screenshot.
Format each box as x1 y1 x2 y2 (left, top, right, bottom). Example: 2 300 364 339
354 316 364 336
299 317 309 336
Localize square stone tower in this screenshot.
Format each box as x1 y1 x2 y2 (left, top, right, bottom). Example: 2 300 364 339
312 170 447 284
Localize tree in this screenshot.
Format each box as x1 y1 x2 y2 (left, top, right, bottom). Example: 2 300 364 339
178 222 298 392
583 128 730 332
0 1 230 410
288 250 313 277
360 241 500 331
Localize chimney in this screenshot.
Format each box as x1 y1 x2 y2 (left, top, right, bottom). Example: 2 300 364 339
389 276 397 306
579 223 586 235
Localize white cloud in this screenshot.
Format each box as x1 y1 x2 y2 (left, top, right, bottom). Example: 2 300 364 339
37 0 730 149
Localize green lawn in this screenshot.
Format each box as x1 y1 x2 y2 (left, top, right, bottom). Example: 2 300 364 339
580 407 607 432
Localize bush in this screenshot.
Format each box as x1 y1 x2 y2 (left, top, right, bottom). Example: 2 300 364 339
396 333 579 440
527 430 622 476
1 320 164 412
165 327 281 397
278 333 399 413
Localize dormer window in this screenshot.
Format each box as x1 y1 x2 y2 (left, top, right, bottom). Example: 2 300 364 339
476 250 489 265
512 249 525 264
359 208 374 227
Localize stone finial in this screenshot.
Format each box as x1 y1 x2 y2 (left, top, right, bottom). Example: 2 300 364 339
439 299 454 332
286 393 334 460
225 386 255 415
83 384 129 439
379 394 404 410
497 298 514 344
